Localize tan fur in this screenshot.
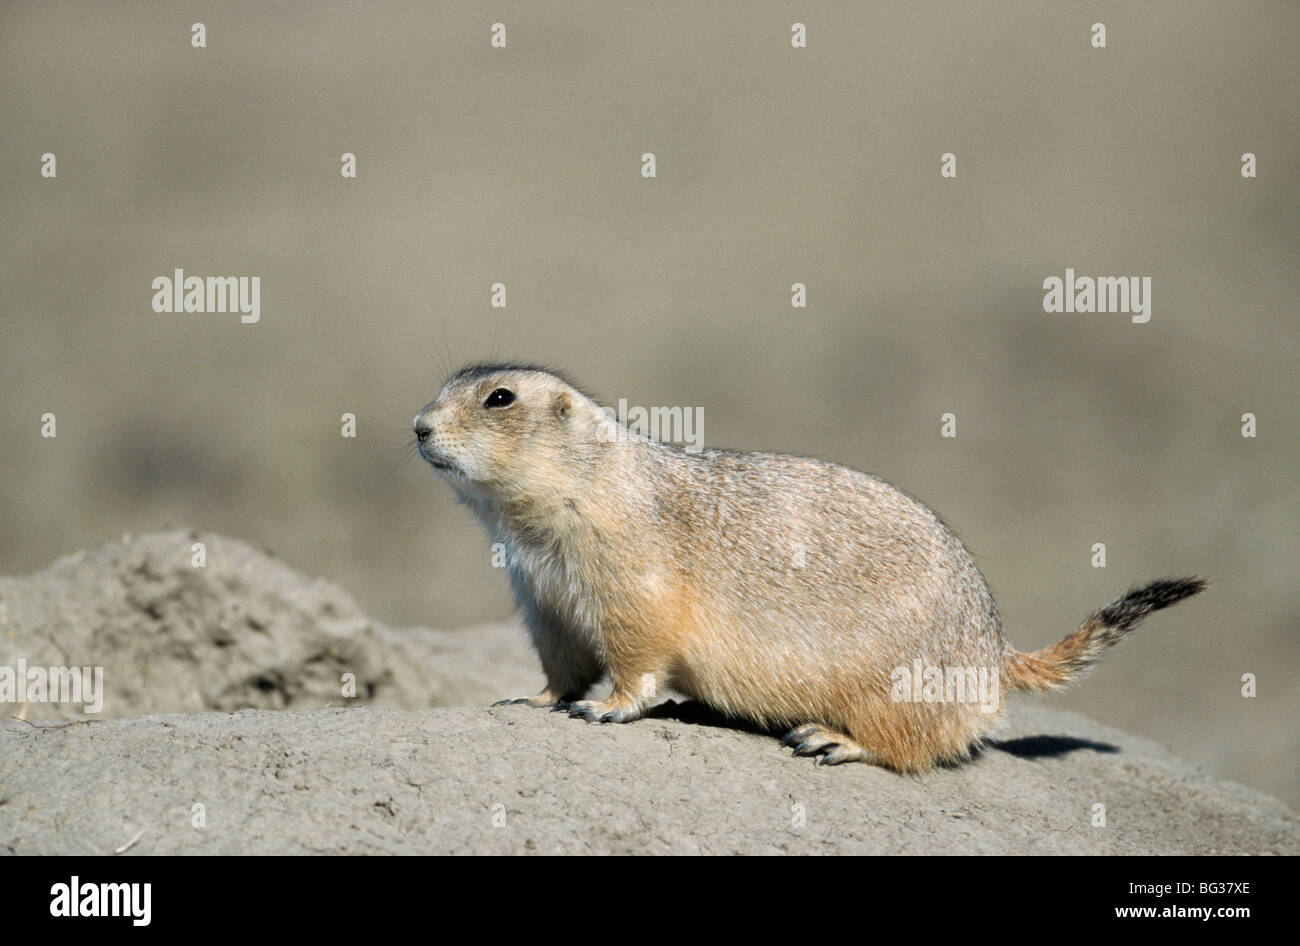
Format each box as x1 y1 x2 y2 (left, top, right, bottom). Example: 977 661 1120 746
414 364 1206 771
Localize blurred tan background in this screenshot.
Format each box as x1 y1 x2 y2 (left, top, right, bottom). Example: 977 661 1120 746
2 2 1296 804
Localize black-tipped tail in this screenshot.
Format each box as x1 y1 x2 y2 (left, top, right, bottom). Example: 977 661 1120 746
1005 577 1208 691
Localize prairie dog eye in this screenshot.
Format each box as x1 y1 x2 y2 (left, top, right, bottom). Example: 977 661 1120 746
484 387 516 408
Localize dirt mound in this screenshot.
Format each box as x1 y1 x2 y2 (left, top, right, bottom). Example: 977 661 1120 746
2 704 1295 855
0 531 536 718
1 532 1294 855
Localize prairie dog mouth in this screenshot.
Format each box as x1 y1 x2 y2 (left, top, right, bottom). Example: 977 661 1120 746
417 444 459 473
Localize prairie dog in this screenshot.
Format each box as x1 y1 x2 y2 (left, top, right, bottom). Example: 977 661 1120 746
413 363 1205 771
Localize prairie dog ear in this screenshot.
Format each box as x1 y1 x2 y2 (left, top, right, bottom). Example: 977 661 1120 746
553 390 572 418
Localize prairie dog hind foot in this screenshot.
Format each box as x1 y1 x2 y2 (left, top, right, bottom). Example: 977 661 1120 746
781 724 877 766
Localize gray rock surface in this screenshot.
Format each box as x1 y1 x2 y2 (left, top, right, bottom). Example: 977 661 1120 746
2 703 1295 855
1 532 1295 855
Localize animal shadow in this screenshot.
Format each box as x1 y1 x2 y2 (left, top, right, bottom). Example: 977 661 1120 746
645 699 782 737
983 734 1119 760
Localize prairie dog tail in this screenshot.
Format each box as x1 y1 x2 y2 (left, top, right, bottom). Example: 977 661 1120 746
1004 577 1208 692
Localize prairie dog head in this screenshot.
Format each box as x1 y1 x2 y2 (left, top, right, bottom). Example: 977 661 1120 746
413 364 613 508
